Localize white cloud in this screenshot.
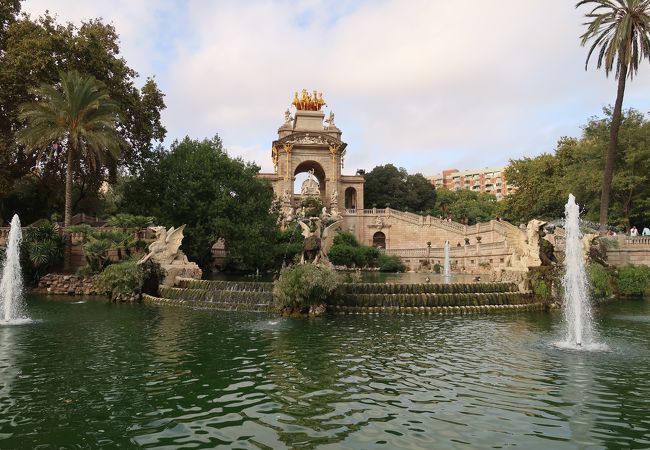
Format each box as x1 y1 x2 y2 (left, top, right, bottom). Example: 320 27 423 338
21 0 650 176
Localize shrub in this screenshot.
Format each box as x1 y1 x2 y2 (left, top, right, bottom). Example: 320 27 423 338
301 196 324 218
329 232 381 268
616 265 650 297
273 264 341 310
378 254 406 272
21 221 65 285
333 231 359 247
95 260 142 297
328 244 357 266
587 264 615 299
532 279 550 299
359 246 381 267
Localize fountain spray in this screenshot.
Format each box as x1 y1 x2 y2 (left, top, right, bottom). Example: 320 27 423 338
560 195 599 349
0 215 26 322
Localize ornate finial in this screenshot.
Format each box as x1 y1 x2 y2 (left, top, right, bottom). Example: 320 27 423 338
291 89 326 111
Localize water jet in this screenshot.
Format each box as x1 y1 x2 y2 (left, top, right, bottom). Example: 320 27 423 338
0 214 27 323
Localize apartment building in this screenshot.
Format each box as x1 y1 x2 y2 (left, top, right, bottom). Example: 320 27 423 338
428 167 515 200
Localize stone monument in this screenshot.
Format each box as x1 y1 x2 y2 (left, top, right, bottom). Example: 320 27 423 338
137 225 202 286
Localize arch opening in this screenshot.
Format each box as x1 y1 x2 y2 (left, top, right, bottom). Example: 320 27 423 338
344 187 357 210
294 161 326 200
373 231 386 249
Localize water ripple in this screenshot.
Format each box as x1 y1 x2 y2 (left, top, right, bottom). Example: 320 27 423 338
0 296 648 448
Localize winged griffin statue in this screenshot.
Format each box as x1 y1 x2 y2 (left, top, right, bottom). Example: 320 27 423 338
296 211 342 265
138 225 188 265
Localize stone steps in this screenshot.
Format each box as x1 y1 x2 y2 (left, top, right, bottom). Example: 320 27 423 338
148 279 539 315
176 278 273 293
334 291 529 308
142 294 272 312
332 303 545 315
339 282 518 295
159 286 272 306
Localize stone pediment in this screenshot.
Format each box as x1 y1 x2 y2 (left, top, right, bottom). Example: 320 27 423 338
274 132 346 151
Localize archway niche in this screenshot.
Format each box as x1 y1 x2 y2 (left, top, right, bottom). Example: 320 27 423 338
373 231 386 249
344 187 357 210
294 161 327 203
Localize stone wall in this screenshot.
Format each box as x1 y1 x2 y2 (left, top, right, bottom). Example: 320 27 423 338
344 209 508 250
34 273 100 296
604 236 650 267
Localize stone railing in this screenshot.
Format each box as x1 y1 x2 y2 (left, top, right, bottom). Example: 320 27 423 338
623 236 650 246
345 208 466 234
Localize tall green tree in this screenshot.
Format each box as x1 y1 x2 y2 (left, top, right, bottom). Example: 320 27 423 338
502 109 650 228
16 70 121 269
577 0 650 233
0 6 166 222
363 164 436 211
119 136 281 272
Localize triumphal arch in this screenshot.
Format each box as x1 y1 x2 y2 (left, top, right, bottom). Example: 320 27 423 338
258 90 365 213
254 91 548 276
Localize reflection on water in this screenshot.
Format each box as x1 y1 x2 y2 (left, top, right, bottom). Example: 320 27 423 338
0 296 648 449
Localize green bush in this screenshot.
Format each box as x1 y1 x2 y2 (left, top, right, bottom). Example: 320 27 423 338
273 264 341 310
20 221 65 285
95 260 142 297
532 279 550 299
301 196 324 218
378 254 406 272
359 246 381 267
616 265 650 297
333 231 359 247
587 264 615 298
328 244 357 266
329 231 381 268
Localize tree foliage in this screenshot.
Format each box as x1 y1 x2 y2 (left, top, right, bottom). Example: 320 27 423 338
328 231 381 268
272 264 341 310
501 108 650 229
0 5 166 223
363 164 436 212
119 136 280 272
16 70 122 268
422 189 498 225
577 0 650 232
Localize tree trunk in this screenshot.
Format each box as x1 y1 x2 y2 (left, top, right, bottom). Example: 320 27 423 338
599 64 628 234
63 146 75 271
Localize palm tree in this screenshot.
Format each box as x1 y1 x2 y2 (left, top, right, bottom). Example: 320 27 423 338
16 70 121 270
577 0 650 233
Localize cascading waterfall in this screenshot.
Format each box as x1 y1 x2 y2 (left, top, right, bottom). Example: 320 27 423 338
443 240 451 281
0 215 27 323
558 195 603 350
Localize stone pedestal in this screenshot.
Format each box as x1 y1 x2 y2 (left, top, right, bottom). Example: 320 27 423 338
161 261 202 287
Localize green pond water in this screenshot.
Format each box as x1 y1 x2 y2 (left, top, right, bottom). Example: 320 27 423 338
0 295 649 449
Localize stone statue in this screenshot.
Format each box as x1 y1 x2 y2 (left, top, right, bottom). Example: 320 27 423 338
300 169 320 196
330 189 338 204
137 225 202 286
326 111 336 128
283 109 293 127
138 225 187 266
282 189 291 203
297 216 341 265
506 219 547 270
290 206 342 265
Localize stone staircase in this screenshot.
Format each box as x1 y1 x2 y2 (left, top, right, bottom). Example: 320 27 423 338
331 282 543 315
142 279 273 312
142 278 544 315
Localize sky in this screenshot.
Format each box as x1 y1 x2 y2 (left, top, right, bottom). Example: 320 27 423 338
21 0 650 176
